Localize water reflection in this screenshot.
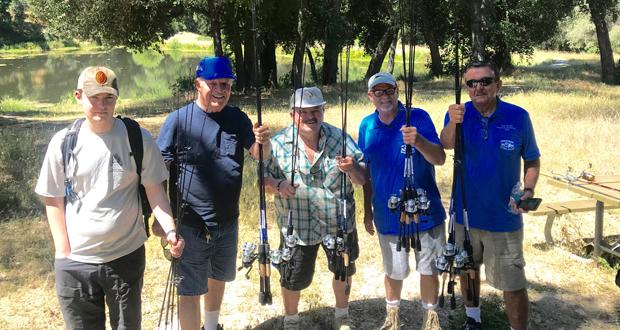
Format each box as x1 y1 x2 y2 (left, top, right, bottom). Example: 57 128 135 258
0 49 204 102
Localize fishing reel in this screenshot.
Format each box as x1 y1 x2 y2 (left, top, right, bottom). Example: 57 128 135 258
387 188 430 215
239 242 259 278
270 233 297 266
322 234 345 252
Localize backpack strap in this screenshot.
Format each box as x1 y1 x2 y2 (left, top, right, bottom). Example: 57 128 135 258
61 118 85 204
117 115 152 237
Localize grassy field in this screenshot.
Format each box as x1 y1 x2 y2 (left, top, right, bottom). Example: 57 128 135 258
1 49 620 329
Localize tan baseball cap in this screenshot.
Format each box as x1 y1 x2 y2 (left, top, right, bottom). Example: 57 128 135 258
77 66 119 97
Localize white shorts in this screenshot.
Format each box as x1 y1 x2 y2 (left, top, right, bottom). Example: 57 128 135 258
378 224 445 279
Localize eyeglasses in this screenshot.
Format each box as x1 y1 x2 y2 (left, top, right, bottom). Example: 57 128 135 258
161 237 173 261
465 77 496 88
371 87 396 97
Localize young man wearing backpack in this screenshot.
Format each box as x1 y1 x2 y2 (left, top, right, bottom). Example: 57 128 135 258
35 66 184 329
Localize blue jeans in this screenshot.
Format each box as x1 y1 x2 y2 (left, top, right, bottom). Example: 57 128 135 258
54 246 145 330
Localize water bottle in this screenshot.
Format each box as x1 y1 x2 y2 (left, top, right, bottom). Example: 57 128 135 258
508 181 523 214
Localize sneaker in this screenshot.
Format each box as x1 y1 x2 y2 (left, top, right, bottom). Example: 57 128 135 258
460 317 481 330
283 316 301 330
422 309 441 330
333 314 353 330
381 306 399 330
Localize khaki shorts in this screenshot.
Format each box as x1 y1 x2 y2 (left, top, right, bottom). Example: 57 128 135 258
378 224 445 279
455 224 527 291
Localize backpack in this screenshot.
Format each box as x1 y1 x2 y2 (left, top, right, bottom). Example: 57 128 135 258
61 115 152 237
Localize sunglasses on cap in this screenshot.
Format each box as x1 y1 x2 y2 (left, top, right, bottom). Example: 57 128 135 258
465 77 496 88
371 87 396 97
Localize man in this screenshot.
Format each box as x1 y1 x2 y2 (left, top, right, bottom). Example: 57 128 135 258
156 56 270 330
358 72 447 330
35 66 184 329
440 61 540 330
264 87 366 330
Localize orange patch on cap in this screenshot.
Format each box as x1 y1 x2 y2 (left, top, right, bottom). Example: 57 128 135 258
95 71 108 85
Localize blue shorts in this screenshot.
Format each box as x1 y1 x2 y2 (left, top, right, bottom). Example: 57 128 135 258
176 221 238 296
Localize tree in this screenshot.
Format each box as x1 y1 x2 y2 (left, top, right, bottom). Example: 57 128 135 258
586 0 617 84
0 0 43 46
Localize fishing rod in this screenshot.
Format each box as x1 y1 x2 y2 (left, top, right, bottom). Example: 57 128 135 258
435 15 478 308
324 44 352 295
387 0 429 253
436 25 461 309
158 88 201 329
238 0 273 306
270 0 306 270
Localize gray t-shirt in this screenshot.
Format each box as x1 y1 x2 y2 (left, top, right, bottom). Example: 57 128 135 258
35 118 168 263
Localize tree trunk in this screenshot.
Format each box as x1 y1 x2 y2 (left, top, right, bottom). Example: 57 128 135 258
207 1 224 56
243 30 255 89
365 25 397 79
260 36 278 88
229 29 247 91
492 39 514 75
292 4 306 88
306 47 319 84
420 7 442 76
386 33 398 74
587 0 616 84
322 42 340 85
470 0 485 61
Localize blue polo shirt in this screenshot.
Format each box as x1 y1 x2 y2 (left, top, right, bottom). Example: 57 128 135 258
358 102 446 236
444 98 540 232
157 102 255 226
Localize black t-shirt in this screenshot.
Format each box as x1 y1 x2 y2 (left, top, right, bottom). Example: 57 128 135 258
157 102 255 226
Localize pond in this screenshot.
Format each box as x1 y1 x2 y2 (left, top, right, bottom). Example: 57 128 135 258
0 48 427 104
0 49 208 103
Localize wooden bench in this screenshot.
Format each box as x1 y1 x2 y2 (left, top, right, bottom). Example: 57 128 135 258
530 199 620 244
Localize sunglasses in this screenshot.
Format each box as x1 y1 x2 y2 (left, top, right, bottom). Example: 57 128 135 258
371 87 396 97
465 77 496 88
161 237 174 261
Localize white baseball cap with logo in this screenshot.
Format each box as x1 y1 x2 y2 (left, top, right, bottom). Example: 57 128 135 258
289 86 327 109
77 66 119 97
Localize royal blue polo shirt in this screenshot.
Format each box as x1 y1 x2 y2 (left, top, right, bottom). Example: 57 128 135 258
358 102 446 236
157 102 255 226
444 98 540 232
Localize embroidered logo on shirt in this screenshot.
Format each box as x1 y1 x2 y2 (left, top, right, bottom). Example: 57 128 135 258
498 124 515 131
400 144 416 154
500 139 515 151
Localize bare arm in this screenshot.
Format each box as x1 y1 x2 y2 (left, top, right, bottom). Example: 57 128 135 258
144 183 184 257
249 123 271 160
402 126 446 165
44 196 71 258
439 104 465 149
522 159 541 196
337 156 367 186
362 166 375 235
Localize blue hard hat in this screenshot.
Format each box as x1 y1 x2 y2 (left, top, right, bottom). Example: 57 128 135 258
196 56 236 80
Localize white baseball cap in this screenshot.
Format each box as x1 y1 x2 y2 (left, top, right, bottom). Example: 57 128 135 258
367 72 396 91
289 86 326 109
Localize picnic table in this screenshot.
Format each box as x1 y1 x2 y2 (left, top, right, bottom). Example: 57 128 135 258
535 173 620 257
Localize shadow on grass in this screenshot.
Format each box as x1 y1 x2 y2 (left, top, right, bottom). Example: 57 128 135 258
523 59 602 83
247 296 510 330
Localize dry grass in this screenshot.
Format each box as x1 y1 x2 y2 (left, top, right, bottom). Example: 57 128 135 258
1 49 620 329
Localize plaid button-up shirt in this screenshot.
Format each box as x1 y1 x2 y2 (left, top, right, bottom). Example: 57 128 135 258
265 123 365 245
